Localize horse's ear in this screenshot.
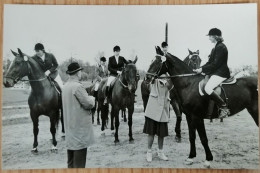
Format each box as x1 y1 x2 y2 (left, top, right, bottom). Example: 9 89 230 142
156 46 164 56
17 48 23 57
133 56 138 64
196 50 199 54
188 49 192 55
11 49 18 56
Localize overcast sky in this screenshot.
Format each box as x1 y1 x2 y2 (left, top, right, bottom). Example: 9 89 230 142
3 4 258 70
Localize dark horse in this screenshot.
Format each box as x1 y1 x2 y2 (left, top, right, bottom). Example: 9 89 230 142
3 49 64 153
146 47 258 167
141 49 201 142
98 57 138 143
86 83 101 125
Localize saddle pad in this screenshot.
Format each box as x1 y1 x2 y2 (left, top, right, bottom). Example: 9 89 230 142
221 77 237 85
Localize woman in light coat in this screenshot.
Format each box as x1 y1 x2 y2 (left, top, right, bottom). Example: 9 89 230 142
143 74 173 162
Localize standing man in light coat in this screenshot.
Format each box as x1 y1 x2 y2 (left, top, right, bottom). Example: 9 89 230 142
62 62 95 168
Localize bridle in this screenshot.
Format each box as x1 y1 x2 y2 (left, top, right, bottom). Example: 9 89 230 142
5 56 47 83
146 56 199 81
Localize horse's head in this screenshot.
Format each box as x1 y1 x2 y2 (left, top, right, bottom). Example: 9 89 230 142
121 56 138 92
185 49 201 69
3 49 30 87
146 46 194 83
145 46 168 83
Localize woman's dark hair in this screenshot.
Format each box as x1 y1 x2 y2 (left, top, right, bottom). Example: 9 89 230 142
113 46 121 52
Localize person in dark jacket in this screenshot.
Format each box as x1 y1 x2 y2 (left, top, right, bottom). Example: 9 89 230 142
94 57 109 97
193 28 230 118
104 46 128 103
30 43 63 88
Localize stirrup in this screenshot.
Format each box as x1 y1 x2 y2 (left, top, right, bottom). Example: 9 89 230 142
219 107 230 118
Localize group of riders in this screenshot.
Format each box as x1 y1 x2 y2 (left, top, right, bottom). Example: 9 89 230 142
29 28 230 124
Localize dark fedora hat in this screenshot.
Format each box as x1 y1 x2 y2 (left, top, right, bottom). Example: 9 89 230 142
100 57 106 62
66 62 83 74
207 28 222 36
34 43 45 51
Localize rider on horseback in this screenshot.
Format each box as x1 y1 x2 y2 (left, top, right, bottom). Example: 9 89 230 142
193 28 231 119
94 57 109 98
104 45 128 104
31 43 63 89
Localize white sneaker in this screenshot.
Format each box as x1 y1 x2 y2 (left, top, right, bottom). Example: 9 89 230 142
157 150 168 161
146 150 152 162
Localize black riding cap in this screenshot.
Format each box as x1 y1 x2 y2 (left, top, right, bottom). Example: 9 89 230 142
113 46 121 52
100 57 106 62
34 43 45 51
207 28 222 36
66 62 83 75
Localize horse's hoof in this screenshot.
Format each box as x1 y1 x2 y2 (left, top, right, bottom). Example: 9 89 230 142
31 148 38 153
101 132 105 136
97 122 101 125
185 158 193 165
51 146 58 153
124 119 127 122
203 160 211 168
175 136 181 143
129 138 134 143
114 139 120 143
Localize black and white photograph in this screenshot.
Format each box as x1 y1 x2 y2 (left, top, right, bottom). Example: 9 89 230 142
2 3 259 169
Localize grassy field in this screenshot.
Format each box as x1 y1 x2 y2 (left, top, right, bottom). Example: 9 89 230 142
1 80 259 169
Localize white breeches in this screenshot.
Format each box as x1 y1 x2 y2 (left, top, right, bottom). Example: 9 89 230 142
204 75 226 95
54 74 64 89
106 76 116 86
94 81 100 91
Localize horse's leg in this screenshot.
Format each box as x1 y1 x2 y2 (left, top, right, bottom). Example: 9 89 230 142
220 118 223 123
31 114 39 153
196 118 213 168
111 107 115 131
114 107 120 143
60 107 65 138
97 101 100 125
100 103 108 132
185 114 197 165
171 100 182 142
247 100 259 126
128 105 134 142
50 113 58 152
124 109 127 122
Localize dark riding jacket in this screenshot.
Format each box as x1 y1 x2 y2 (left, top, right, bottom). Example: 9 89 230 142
201 41 230 78
108 56 128 77
32 52 59 79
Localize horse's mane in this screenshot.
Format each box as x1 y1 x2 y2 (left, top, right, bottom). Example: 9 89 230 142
27 56 45 75
166 53 194 73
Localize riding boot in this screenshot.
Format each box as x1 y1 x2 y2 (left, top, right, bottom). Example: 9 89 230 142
209 91 230 118
104 86 109 104
94 91 98 98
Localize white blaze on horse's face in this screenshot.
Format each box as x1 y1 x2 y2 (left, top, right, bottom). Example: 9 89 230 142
24 56 28 61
